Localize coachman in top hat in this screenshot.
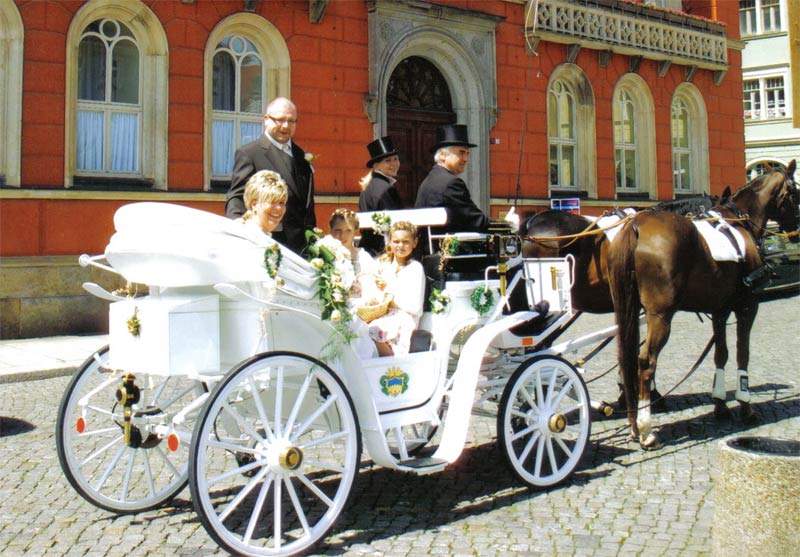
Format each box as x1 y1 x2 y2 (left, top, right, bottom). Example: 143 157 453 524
414 124 491 234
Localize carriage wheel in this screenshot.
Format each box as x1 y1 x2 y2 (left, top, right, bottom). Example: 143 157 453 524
56 346 206 513
189 351 361 557
497 355 591 488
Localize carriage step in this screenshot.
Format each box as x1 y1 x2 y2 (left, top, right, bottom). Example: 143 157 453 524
397 456 448 472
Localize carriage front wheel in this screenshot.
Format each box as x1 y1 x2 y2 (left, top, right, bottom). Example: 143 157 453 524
189 351 362 557
497 355 591 488
56 346 206 513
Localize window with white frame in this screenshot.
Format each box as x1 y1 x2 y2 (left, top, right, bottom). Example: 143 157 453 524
76 19 140 175
743 76 786 119
739 0 783 36
211 35 264 178
614 90 639 191
743 79 760 120
204 13 290 189
671 84 709 195
671 98 692 192
548 80 577 189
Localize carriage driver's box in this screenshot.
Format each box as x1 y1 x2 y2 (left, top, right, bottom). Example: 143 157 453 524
108 294 221 376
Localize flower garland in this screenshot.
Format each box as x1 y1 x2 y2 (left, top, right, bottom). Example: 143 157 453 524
263 243 282 279
304 229 353 322
470 285 494 316
438 235 461 271
371 212 392 235
429 288 451 315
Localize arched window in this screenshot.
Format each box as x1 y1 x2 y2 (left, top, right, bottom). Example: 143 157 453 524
671 84 710 195
546 64 596 198
205 14 290 189
211 35 264 177
0 1 23 186
65 2 167 188
614 90 638 191
746 160 786 181
76 19 140 174
671 98 692 192
548 80 577 189
612 74 655 198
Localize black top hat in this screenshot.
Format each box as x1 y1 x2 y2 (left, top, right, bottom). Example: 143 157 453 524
430 124 477 153
366 136 399 167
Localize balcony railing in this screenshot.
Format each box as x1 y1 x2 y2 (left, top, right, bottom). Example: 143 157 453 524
527 0 728 71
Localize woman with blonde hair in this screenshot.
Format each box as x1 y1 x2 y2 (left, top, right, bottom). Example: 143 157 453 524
358 136 403 255
239 169 288 242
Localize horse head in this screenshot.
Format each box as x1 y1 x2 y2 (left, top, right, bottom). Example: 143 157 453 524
520 210 594 258
729 160 799 242
765 159 799 243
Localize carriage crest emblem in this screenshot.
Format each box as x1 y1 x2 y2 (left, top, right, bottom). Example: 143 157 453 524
380 367 409 396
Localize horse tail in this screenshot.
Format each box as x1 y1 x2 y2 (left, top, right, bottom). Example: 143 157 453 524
609 220 641 421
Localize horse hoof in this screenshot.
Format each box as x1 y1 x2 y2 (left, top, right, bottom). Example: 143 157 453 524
713 399 732 420
640 433 661 450
740 403 759 425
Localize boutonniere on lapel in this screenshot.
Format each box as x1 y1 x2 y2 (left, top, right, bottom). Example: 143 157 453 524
304 152 319 167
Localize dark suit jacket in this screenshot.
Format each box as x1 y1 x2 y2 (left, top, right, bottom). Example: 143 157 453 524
358 172 403 256
414 164 490 234
227 135 315 254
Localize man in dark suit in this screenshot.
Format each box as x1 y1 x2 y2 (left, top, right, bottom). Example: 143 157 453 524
414 124 490 234
227 97 315 254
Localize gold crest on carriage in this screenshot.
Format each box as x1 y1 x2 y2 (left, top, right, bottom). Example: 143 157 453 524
380 366 410 396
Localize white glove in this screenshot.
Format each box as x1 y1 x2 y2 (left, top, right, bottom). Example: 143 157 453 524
503 206 519 229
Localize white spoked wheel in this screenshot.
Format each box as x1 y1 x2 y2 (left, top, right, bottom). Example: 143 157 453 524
56 346 206 513
497 355 591 488
189 351 361 557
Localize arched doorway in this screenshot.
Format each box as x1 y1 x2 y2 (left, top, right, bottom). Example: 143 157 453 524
386 56 455 207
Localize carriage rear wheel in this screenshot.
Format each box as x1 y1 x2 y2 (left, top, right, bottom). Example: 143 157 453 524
56 346 205 513
189 351 361 557
497 355 591 488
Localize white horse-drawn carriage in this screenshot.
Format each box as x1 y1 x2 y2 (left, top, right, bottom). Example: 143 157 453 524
57 203 601 557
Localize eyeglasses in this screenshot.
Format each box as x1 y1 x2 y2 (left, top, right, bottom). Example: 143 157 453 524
266 114 297 126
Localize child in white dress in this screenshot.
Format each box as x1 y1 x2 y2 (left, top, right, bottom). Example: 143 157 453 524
365 221 425 356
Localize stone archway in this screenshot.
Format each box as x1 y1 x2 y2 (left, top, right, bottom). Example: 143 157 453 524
386 56 456 207
367 0 502 212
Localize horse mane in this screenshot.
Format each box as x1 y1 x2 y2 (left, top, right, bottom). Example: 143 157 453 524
652 194 719 216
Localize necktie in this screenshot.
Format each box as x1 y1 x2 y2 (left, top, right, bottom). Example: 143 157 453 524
282 143 293 157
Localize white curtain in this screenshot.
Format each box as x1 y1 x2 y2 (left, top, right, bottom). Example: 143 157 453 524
77 110 104 171
111 112 138 172
240 121 261 145
212 119 234 175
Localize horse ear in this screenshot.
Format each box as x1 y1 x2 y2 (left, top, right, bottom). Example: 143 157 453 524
787 159 796 177
721 186 732 202
764 162 773 173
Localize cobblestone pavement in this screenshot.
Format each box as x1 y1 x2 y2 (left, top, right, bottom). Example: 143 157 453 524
1 295 798 557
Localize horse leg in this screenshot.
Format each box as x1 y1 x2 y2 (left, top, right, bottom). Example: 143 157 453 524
711 312 732 420
734 301 760 424
636 312 673 448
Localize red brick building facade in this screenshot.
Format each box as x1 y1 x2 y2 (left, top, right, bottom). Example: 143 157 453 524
0 0 745 337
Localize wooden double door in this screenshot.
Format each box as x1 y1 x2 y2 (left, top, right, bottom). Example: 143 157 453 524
385 56 455 208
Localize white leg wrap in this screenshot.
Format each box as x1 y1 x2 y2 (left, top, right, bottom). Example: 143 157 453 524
637 400 651 441
712 368 727 401
735 369 751 403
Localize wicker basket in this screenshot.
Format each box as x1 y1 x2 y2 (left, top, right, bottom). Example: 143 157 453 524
356 294 393 323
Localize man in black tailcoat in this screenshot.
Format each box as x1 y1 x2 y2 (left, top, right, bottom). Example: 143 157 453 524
227 97 315 254
414 124 490 234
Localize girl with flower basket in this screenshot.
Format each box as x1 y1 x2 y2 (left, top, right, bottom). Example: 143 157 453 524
360 221 425 357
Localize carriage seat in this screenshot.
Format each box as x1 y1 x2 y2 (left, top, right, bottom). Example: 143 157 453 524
507 300 566 337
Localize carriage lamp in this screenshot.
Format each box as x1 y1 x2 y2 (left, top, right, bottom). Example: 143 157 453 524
116 373 140 447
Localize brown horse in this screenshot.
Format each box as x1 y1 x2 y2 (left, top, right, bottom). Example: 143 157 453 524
608 160 799 447
520 195 721 409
